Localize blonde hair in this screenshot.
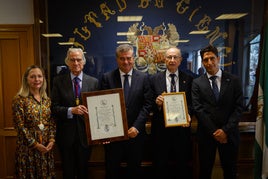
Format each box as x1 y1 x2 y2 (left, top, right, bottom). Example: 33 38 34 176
16 65 48 98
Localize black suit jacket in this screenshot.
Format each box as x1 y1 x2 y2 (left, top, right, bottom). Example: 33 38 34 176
191 71 244 147
51 73 98 148
150 70 193 133
100 68 152 133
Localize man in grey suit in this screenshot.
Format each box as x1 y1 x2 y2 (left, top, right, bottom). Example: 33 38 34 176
150 47 193 179
192 45 244 179
100 44 152 179
51 48 98 179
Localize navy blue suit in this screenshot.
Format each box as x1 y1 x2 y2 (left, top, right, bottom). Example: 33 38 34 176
150 70 193 179
192 71 244 179
51 73 98 179
100 68 152 179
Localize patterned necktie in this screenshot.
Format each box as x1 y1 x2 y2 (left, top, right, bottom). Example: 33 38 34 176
73 77 81 105
123 74 130 101
210 76 219 101
170 73 176 92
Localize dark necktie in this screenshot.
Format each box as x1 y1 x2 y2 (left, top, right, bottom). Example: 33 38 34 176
123 74 130 101
210 76 219 101
170 73 176 92
73 77 81 105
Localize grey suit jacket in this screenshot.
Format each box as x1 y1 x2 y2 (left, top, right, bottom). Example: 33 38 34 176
51 72 98 148
191 70 244 146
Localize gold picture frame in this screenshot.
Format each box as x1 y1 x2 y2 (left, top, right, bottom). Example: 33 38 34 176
82 88 129 145
162 92 189 127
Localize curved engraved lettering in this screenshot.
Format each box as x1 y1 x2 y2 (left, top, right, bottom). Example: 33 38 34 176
138 0 150 8
84 11 102 28
176 0 190 14
100 2 116 21
116 0 127 12
73 40 85 51
195 14 211 31
189 6 201 22
155 0 164 8
67 38 85 51
73 26 91 41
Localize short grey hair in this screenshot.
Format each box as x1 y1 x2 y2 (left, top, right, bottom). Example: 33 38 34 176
64 48 86 65
165 47 182 57
116 44 134 58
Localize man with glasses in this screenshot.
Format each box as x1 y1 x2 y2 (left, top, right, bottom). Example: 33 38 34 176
100 44 153 179
51 48 99 179
150 47 193 179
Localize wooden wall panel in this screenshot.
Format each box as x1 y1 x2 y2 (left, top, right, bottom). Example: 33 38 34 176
0 38 21 128
0 25 35 178
5 137 16 176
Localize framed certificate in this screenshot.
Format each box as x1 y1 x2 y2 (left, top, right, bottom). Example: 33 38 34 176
162 92 189 127
82 88 129 145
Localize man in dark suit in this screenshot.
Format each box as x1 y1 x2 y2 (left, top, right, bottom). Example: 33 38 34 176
51 48 98 179
100 44 152 179
150 47 193 179
191 45 244 179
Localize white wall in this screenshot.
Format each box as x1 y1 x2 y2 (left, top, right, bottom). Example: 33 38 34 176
0 0 34 24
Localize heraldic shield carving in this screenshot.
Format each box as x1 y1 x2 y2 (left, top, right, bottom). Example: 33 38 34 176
127 22 180 74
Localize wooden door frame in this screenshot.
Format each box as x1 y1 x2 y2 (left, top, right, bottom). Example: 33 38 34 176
0 24 37 178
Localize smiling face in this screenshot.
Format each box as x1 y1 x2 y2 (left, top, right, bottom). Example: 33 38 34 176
66 50 85 76
165 47 182 73
116 49 134 74
201 51 220 75
27 68 44 92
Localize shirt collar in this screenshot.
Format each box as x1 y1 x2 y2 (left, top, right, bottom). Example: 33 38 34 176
119 69 133 76
207 69 222 79
71 72 83 81
166 70 179 77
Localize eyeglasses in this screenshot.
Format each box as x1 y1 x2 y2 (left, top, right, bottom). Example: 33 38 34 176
166 55 181 60
69 58 83 63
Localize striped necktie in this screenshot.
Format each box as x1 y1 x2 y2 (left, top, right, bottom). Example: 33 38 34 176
170 74 176 92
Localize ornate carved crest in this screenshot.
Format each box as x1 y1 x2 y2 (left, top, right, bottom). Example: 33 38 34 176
127 22 180 74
